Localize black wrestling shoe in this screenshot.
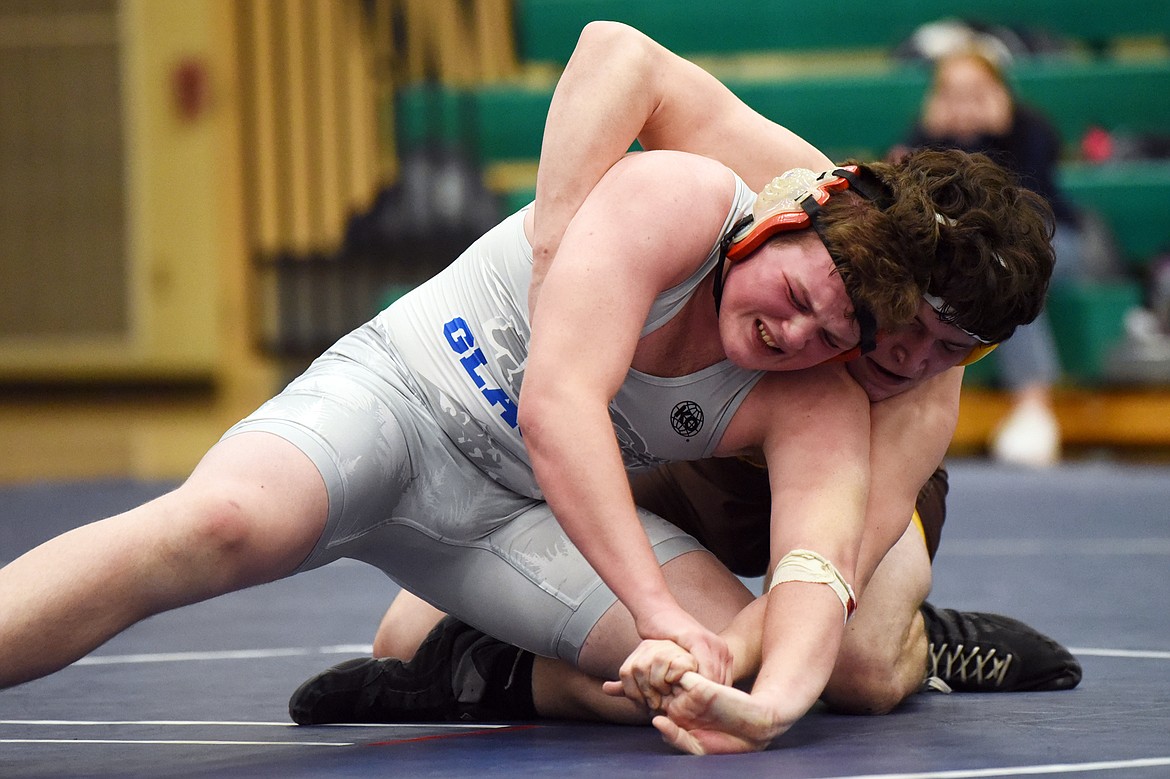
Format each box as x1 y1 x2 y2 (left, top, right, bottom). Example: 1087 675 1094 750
920 602 1082 693
289 617 525 725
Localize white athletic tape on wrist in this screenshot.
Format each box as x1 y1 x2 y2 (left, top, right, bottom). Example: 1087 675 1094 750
768 549 857 624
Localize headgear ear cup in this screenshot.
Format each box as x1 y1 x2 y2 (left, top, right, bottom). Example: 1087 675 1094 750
724 167 863 263
959 343 998 366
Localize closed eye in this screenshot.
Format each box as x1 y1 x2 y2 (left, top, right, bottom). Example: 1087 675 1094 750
791 283 844 350
788 284 811 314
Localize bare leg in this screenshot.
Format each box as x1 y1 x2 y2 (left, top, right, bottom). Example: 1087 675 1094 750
372 591 447 659
578 549 753 678
0 432 328 689
351 513 930 725
290 548 755 726
531 656 646 724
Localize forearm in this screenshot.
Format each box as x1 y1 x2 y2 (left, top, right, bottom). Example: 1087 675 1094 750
720 577 847 691
713 595 763 689
655 580 847 752
525 402 677 622
733 375 961 729
532 22 663 286
750 581 847 726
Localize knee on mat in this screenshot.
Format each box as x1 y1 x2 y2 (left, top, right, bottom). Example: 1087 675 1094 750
821 652 909 715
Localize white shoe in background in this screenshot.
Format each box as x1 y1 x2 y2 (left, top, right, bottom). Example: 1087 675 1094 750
991 400 1061 468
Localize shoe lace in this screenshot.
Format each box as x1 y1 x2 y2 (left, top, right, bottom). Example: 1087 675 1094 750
928 642 1014 687
921 675 953 694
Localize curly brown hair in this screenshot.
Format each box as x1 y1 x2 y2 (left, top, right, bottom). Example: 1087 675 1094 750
816 148 1055 343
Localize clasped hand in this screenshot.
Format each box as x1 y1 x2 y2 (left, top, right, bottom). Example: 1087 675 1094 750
615 609 731 708
601 636 785 755
602 638 699 711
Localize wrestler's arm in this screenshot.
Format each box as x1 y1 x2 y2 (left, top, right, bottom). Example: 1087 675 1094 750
700 369 960 682
521 150 737 682
621 365 871 753
854 368 960 582
650 369 962 754
531 21 832 309
735 367 874 733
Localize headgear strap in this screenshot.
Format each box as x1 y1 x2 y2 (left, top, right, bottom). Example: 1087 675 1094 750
922 293 994 344
921 292 999 365
800 188 878 356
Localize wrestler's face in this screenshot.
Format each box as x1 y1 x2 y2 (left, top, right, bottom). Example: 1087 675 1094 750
846 300 980 401
717 231 859 371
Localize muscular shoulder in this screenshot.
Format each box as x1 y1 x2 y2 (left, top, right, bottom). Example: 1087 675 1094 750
717 364 868 454
565 151 741 290
598 149 737 202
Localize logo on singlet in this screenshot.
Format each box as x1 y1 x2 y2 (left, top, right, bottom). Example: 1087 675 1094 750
443 316 520 429
670 401 704 439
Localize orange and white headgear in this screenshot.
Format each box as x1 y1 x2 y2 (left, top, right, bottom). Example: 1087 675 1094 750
714 165 894 357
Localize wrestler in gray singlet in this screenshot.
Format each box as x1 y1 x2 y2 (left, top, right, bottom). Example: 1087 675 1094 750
223 173 760 662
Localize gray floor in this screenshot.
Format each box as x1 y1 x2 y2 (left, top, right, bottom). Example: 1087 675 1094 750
2 459 1169 778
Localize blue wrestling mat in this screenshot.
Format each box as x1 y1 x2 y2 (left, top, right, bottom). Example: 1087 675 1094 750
2 460 1169 778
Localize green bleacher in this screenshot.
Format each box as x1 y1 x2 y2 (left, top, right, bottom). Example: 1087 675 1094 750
461 59 1170 169
1061 160 1170 268
514 0 1170 62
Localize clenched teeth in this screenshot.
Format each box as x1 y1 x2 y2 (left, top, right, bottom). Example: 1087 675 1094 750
757 321 781 350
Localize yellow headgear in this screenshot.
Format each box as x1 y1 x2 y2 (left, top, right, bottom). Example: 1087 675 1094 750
959 343 998 366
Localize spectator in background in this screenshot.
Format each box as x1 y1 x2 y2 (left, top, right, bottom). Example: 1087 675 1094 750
893 45 1085 467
